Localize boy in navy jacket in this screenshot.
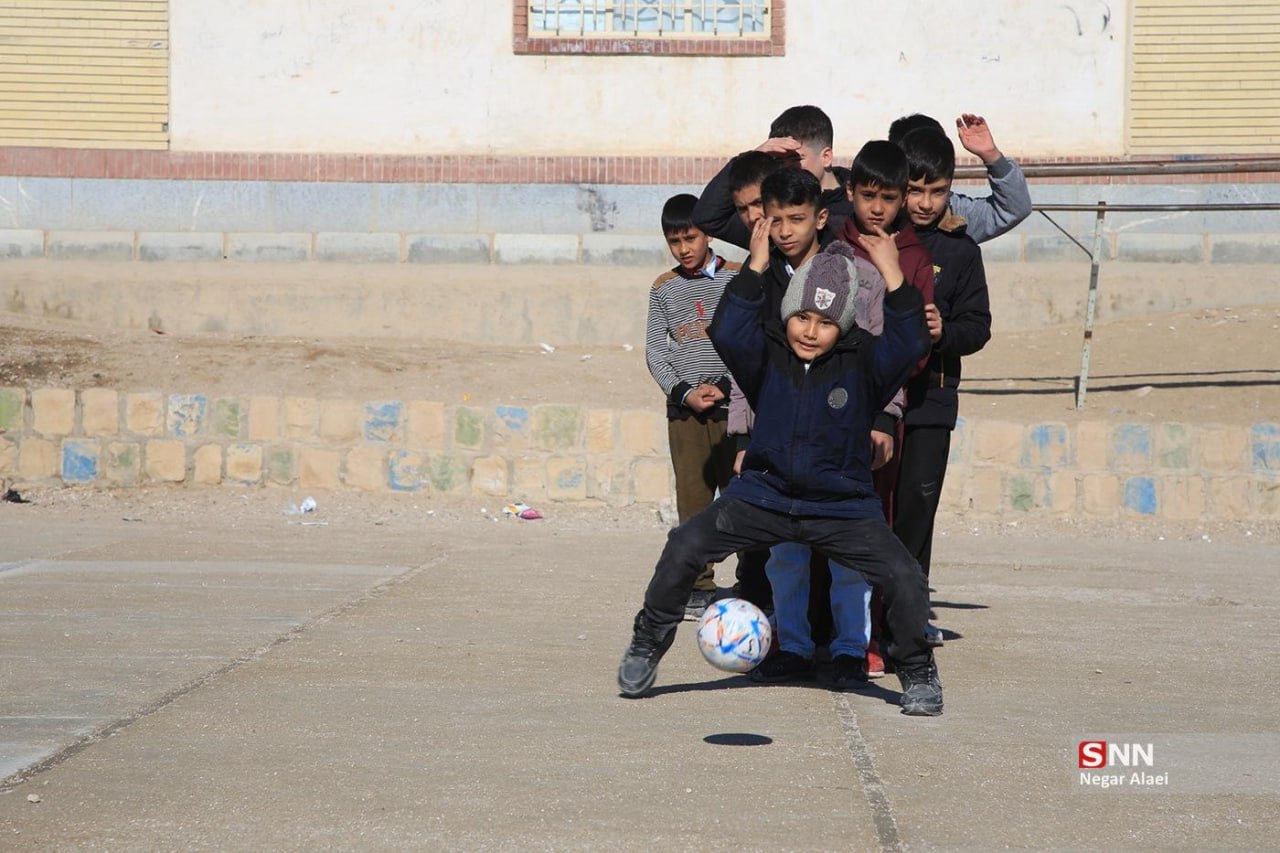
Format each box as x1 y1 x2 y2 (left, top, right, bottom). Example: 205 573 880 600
617 175 943 715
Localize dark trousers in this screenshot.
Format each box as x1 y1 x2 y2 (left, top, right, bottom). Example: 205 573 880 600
892 426 952 578
733 546 773 611
641 496 932 668
668 416 735 591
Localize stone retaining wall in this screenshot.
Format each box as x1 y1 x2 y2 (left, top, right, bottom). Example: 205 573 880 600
2 386 1277 521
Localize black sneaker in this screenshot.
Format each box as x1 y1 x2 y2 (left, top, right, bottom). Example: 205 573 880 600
683 588 715 621
896 659 943 716
749 651 816 683
617 611 676 698
829 654 868 690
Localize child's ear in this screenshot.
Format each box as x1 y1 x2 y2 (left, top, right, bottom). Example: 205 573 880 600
821 147 834 170
816 207 830 230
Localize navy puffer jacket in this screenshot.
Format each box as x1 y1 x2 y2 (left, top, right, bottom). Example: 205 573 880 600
708 263 928 519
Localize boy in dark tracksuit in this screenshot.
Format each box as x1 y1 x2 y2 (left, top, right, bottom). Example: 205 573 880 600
894 127 993 621
888 112 1032 245
616 170 943 716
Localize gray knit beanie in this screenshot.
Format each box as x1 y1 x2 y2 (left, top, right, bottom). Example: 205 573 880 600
780 241 882 335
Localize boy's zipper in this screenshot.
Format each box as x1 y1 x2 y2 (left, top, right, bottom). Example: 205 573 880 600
788 366 808 491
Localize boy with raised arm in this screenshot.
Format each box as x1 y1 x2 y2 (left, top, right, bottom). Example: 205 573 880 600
887 112 1032 244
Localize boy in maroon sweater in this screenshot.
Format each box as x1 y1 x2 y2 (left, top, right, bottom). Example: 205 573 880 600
838 139 935 675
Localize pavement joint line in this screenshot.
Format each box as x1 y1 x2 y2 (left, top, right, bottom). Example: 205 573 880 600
832 692 902 852
0 552 449 792
0 560 36 577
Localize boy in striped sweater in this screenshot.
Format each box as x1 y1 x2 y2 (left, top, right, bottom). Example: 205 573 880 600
645 194 741 620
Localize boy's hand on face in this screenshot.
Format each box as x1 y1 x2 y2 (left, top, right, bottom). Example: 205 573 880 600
956 113 1002 164
870 430 894 470
855 224 904 291
748 216 773 273
755 136 804 164
925 303 943 343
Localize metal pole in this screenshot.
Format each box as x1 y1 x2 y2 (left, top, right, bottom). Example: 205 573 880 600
955 156 1280 181
1076 203 1107 410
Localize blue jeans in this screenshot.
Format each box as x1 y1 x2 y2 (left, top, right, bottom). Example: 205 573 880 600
638 497 932 670
766 542 871 660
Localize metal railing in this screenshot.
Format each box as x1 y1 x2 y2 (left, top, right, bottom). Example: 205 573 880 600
956 156 1280 409
1035 200 1280 409
955 156 1280 181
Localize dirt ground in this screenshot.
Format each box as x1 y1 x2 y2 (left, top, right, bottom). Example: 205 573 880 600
3 302 1279 425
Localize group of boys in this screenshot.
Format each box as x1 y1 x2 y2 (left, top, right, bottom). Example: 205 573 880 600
629 105 1032 715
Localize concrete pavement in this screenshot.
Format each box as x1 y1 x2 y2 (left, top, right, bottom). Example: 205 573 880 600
2 500 1278 849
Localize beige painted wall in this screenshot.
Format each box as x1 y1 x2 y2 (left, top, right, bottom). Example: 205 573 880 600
170 1 1126 158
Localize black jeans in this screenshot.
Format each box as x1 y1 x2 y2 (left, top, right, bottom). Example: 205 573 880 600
733 547 773 611
892 426 952 578
642 496 932 668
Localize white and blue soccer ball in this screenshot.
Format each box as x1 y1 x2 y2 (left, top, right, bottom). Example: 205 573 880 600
696 598 772 673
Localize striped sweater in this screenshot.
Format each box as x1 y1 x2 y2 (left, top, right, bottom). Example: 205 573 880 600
645 254 740 420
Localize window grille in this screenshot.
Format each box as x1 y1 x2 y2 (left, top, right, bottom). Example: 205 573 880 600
528 1 770 39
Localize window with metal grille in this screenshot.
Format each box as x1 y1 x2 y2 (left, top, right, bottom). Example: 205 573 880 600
514 0 784 56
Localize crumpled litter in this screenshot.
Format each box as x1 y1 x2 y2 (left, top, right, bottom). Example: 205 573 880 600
502 501 543 520
284 496 318 515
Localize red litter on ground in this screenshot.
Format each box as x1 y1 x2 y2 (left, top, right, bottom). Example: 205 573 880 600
502 502 543 520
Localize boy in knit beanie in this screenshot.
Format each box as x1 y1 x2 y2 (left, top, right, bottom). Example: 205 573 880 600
617 205 944 716
750 242 894 688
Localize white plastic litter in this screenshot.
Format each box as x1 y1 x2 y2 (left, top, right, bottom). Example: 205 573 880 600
284 496 318 515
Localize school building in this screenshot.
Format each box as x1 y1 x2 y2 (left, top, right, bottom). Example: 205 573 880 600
2 1 1278 520
0 0 1276 273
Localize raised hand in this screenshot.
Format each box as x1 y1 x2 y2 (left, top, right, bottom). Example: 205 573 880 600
748 215 773 273
755 136 805 164
956 113 1001 164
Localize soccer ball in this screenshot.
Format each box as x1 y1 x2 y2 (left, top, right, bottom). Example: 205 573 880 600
695 598 772 673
